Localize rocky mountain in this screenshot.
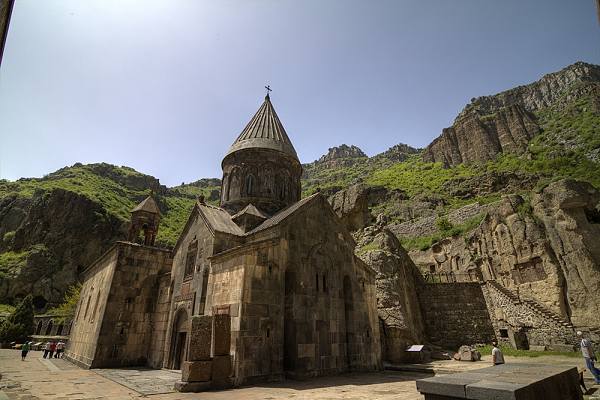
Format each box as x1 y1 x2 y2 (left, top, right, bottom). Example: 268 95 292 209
0 163 220 309
423 62 600 166
1 61 599 336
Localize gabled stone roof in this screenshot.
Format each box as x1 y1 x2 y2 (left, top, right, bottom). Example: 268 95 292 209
247 193 320 235
131 195 160 214
225 94 299 160
232 204 269 221
198 203 245 236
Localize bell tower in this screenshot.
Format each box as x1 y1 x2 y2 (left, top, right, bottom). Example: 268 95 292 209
220 94 302 215
128 194 161 246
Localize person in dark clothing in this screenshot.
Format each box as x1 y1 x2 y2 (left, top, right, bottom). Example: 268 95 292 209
21 342 30 361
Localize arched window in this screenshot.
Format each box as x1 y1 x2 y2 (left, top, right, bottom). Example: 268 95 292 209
184 239 198 279
90 290 101 322
245 174 255 196
57 324 64 336
35 320 43 335
229 168 241 199
222 173 230 202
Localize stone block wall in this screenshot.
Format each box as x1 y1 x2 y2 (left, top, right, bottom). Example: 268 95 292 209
92 243 172 368
207 237 285 385
417 282 495 349
148 273 172 368
65 246 118 368
482 281 577 349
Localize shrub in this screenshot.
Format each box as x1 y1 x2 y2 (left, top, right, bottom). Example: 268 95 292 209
0 295 34 343
436 217 453 232
47 283 82 323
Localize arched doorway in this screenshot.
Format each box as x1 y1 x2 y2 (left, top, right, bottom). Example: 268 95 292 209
45 320 54 336
35 320 43 335
170 309 189 370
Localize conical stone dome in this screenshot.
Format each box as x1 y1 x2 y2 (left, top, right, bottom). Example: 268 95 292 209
220 94 302 216
224 94 299 160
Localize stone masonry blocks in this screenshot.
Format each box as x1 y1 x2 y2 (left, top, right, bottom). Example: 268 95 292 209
182 361 212 382
189 315 212 361
212 355 232 379
212 314 231 356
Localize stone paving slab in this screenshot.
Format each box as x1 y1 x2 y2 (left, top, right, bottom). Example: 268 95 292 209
94 368 181 395
3 349 598 400
0 350 427 399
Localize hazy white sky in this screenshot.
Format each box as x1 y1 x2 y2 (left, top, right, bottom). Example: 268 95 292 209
1 0 599 186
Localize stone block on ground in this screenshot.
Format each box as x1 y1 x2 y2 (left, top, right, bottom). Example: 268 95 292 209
212 354 232 379
212 314 231 356
181 360 212 382
547 343 574 352
174 380 211 392
529 345 546 352
417 364 582 400
189 315 212 361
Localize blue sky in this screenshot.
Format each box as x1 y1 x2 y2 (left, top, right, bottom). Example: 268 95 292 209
1 0 599 186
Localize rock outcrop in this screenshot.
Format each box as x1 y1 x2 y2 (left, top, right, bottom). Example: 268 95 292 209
423 104 540 166
408 179 600 342
423 62 600 166
317 144 367 164
328 184 373 231
357 218 425 362
0 189 126 307
532 180 600 332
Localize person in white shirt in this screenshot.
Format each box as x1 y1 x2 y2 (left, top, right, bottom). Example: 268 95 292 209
578 331 600 384
491 340 505 366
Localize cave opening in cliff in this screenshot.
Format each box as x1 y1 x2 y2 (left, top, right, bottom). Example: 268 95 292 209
585 208 600 224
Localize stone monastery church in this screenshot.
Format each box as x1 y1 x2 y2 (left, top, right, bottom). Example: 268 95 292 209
66 94 382 386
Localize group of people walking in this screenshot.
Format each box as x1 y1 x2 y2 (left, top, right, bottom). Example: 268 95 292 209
43 341 65 359
20 340 65 361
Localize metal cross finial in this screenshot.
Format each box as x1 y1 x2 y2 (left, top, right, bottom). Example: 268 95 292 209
265 85 272 96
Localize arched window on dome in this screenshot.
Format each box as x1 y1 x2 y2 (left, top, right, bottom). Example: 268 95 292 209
222 173 230 202
246 174 255 196
229 168 241 199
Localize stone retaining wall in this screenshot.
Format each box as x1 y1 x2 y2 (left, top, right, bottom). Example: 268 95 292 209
417 282 495 349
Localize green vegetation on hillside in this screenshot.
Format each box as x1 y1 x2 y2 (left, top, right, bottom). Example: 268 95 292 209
400 214 486 251
0 164 220 248
47 283 81 323
0 295 34 343
0 249 31 279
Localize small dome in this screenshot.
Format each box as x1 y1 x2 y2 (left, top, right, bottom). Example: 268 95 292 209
225 94 299 160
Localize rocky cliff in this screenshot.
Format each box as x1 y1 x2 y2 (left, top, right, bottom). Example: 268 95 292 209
0 163 220 309
423 62 600 166
406 179 600 342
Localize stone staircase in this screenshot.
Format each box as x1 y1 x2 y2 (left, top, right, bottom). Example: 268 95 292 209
485 280 574 329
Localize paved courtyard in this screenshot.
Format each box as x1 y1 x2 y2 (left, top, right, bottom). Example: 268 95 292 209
1 349 598 399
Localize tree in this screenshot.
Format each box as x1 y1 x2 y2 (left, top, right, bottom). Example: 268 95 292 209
0 295 34 343
48 283 81 323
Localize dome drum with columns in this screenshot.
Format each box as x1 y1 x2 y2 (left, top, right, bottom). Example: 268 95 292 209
220 94 302 216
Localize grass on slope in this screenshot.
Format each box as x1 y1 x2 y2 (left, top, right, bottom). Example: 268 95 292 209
0 250 31 279
0 164 221 248
476 344 579 358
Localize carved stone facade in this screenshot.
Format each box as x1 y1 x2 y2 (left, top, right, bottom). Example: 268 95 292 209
409 179 600 347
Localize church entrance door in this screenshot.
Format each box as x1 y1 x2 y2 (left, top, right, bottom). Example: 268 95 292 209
173 332 187 370
169 308 189 370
